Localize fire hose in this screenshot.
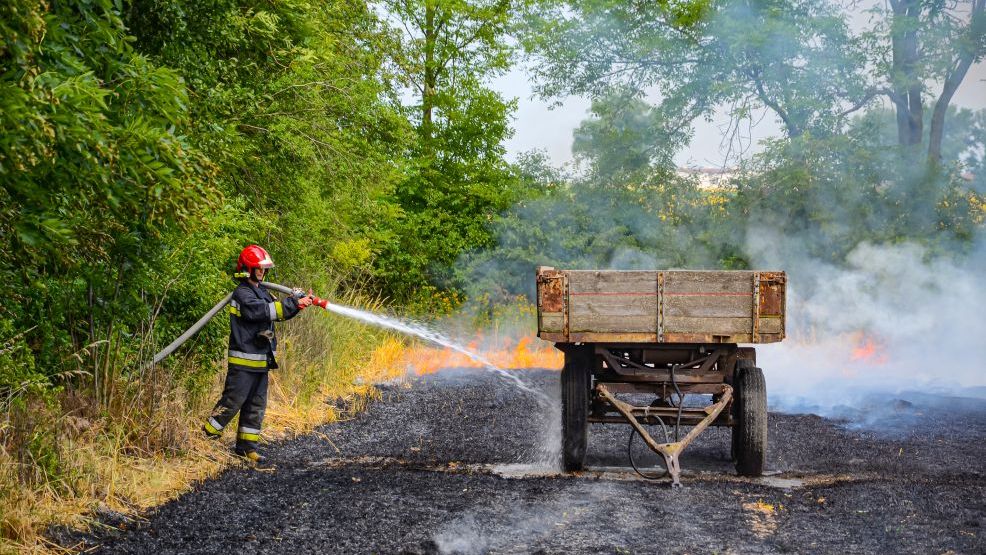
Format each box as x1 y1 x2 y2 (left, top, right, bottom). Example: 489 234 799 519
145 282 323 369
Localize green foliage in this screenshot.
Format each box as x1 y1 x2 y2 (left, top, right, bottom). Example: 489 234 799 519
522 0 984 167
518 0 869 139
0 0 215 397
462 81 983 304
573 91 684 182
379 80 520 302
127 0 412 287
373 0 519 305
731 113 982 259
462 139 731 301
494 0 984 306
0 0 517 422
4 0 982 405
859 0 985 162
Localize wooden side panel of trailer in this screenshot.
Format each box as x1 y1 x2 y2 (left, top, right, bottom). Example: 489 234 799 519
536 267 785 344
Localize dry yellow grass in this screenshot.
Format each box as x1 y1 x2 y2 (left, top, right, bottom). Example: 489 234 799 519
1 368 407 553
0 294 415 554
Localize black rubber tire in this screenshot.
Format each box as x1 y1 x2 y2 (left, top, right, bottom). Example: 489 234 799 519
561 346 592 471
733 360 767 477
730 359 751 461
730 397 740 462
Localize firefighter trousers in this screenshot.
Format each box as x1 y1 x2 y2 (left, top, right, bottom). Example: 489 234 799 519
204 368 268 452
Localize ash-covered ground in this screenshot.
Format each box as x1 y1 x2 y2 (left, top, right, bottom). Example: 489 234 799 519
68 369 985 554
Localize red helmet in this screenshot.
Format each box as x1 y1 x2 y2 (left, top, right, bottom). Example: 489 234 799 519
236 245 275 275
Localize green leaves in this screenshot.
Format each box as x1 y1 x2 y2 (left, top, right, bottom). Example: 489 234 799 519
1 0 213 272
371 0 519 306
573 92 682 182
519 0 872 140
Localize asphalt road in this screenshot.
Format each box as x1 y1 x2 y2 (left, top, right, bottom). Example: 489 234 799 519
70 368 986 554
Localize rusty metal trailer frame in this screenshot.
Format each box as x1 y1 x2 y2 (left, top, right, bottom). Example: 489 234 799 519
564 342 755 486
596 383 731 486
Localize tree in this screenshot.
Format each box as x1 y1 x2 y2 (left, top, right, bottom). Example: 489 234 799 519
872 0 986 163
0 0 215 397
374 0 519 305
572 92 683 182
383 0 511 146
521 0 986 168
126 0 412 283
730 106 984 265
518 0 872 142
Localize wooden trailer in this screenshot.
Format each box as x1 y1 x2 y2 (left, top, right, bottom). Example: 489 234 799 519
536 267 787 485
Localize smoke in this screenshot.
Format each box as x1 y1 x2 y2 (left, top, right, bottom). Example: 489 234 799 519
433 515 488 555
459 175 986 425
748 228 986 416
432 481 618 554
451 0 986 430
460 175 721 304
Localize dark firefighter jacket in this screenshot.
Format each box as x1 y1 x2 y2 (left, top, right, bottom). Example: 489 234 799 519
227 281 302 372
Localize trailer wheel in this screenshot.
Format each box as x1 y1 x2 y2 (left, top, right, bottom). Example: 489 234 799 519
733 360 767 476
561 346 592 471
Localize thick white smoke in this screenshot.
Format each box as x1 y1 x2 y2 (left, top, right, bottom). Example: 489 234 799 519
747 227 986 415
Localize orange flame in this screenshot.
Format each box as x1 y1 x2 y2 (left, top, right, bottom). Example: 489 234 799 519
400 335 564 376
850 332 889 365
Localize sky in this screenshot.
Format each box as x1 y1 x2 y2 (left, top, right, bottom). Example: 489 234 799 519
493 12 986 171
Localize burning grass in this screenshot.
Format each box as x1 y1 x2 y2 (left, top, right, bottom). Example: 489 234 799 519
849 332 889 365
395 335 563 376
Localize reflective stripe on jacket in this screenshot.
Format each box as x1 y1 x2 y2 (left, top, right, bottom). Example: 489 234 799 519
227 281 301 372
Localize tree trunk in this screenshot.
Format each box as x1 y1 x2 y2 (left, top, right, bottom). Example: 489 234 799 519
928 0 985 165
928 58 973 165
890 0 923 147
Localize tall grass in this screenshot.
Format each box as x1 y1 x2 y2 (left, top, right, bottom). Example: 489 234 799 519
0 286 408 553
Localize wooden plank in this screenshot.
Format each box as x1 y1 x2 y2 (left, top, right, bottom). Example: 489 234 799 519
663 316 754 334
567 271 656 294
663 295 753 318
559 331 783 344
570 294 657 333
540 312 565 333
570 315 656 333
539 331 568 342
663 271 754 294
568 332 659 343
540 269 785 344
570 319 656 333
569 295 658 315
663 332 753 343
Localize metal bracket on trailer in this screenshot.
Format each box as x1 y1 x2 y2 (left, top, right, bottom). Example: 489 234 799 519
596 383 733 487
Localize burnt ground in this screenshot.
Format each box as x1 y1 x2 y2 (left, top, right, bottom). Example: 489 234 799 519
64 368 985 554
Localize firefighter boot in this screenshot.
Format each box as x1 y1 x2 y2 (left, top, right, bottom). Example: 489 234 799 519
203 416 224 440
235 448 270 467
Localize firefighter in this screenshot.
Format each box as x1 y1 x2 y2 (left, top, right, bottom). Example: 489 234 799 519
203 244 312 464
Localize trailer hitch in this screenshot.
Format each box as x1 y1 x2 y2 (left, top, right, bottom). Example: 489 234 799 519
596 383 732 487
